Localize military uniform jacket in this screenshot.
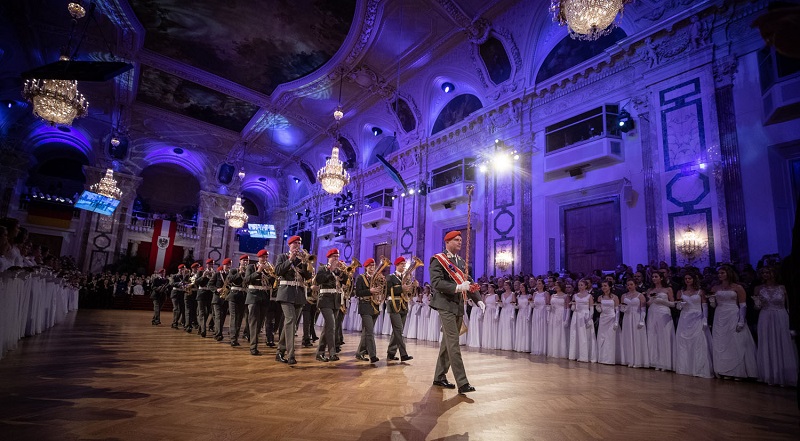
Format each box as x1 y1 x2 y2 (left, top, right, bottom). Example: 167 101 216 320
169 274 186 298
225 268 246 301
314 265 347 310
150 276 168 300
197 271 213 293
244 263 274 304
385 273 408 314
274 253 313 305
429 254 482 317
210 270 228 304
355 273 378 316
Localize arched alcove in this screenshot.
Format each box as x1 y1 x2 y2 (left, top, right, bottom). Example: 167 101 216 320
431 94 483 135
535 28 627 83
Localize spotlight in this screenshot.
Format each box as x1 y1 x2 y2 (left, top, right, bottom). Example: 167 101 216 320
391 195 397 200
493 151 512 172
293 177 301 184
238 168 246 180
408 188 415 195
441 82 455 93
110 136 121 147
513 153 520 160
698 163 707 170
478 164 488 173
372 127 382 136
401 191 406 197
618 110 634 133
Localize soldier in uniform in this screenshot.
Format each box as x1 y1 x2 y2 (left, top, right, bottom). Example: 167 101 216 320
274 235 313 365
196 259 215 338
226 255 248 347
429 231 485 394
211 259 231 342
354 258 380 363
169 264 189 329
265 262 282 348
245 249 274 356
184 262 201 333
385 256 413 362
314 248 348 362
150 268 168 325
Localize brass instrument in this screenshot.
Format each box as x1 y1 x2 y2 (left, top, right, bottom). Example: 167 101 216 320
218 270 231 300
394 256 423 311
300 250 318 304
258 261 275 289
340 258 361 313
369 256 390 314
184 273 198 295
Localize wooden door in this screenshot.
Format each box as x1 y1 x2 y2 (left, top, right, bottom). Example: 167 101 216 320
373 242 391 262
563 201 619 274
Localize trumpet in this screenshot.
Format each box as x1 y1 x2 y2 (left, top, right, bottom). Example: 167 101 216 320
258 261 275 288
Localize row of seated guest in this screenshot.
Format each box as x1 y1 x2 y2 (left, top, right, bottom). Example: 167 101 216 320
342 264 796 387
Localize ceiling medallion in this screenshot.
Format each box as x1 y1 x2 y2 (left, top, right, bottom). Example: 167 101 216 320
90 169 123 199
550 0 631 41
225 196 248 228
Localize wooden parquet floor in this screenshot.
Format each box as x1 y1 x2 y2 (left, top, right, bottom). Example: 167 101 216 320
0 310 797 441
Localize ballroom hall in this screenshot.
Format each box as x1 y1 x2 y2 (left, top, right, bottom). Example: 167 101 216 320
0 1 798 440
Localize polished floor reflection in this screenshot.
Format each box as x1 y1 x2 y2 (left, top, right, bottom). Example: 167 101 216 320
0 310 796 440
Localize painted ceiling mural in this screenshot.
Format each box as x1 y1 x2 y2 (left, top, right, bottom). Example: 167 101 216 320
129 0 357 94
137 65 260 132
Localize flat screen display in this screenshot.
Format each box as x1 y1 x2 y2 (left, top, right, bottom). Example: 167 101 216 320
74 190 120 216
248 223 276 239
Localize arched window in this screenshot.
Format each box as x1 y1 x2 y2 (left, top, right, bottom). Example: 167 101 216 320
391 98 417 132
431 94 483 135
535 28 627 83
480 37 513 85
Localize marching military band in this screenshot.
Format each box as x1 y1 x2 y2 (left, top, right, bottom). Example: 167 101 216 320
151 230 482 394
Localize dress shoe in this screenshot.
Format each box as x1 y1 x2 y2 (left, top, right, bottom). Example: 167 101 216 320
432 379 456 389
387 355 399 361
250 349 261 356
230 341 240 347
401 355 413 362
329 355 340 361
355 354 368 361
287 357 297 365
369 356 379 363
155 321 161 325
151 320 157 326
200 331 206 338
312 336 319 342
302 342 313 348
335 346 341 353
243 335 250 342
214 335 223 342
196 329 202 335
266 342 276 347
171 324 179 329
275 352 288 363
316 354 329 362
458 383 476 394
185 327 193 333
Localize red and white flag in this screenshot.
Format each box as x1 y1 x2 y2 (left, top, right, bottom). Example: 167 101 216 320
148 219 177 274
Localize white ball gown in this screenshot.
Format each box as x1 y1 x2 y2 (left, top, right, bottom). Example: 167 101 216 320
596 297 621 365
381 302 393 335
374 302 385 334
427 301 441 342
647 291 675 371
513 294 532 352
755 286 798 386
459 303 469 345
418 295 431 340
569 293 597 363
481 293 499 350
404 298 420 339
674 291 713 378
346 296 362 331
497 292 516 351
466 299 483 348
547 294 570 358
530 292 549 355
619 294 649 368
711 290 757 378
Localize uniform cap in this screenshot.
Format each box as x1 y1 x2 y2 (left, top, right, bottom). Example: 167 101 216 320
287 235 301 245
363 258 375 267
191 262 200 269
326 248 340 258
205 258 214 264
177 264 185 269
239 254 249 261
222 258 232 265
394 256 406 266
444 230 461 242
257 250 268 257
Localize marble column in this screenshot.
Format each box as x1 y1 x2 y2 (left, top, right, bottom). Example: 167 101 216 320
633 94 660 265
198 190 237 263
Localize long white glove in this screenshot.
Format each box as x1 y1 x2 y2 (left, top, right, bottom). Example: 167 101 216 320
735 304 747 332
563 308 570 327
455 281 471 293
637 306 645 329
613 306 620 330
584 316 593 329
701 303 709 330
477 301 486 313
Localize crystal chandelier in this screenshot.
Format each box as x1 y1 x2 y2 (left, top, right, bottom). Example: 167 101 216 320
317 141 350 195
90 169 123 199
495 250 513 271
225 196 248 228
23 76 88 126
550 0 631 41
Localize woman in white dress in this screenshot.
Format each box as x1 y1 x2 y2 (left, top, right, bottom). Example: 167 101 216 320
481 284 500 350
647 271 675 371
466 293 484 348
595 280 621 365
620 280 649 368
418 289 431 341
497 281 516 351
374 301 386 335
346 295 362 331
425 285 441 342
569 279 597 363
404 293 421 339
710 264 757 379
547 280 570 358
513 283 532 352
754 266 797 386
674 272 713 378
530 278 550 355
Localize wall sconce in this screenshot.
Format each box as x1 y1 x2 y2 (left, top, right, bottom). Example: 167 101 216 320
495 250 513 271
676 227 703 262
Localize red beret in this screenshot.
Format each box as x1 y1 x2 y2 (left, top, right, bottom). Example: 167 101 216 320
444 230 461 242
326 248 340 258
205 258 214 264
177 264 185 269
394 256 406 266
191 262 200 268
239 254 249 261
287 235 301 245
158 268 165 274
363 258 375 267
222 258 232 265
217 266 223 271
257 250 268 257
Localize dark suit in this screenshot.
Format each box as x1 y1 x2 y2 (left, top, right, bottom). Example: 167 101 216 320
355 273 378 359
150 275 168 324
385 273 409 358
314 265 347 358
168 273 187 328
226 268 247 345
184 270 200 331
196 270 213 337
274 252 313 360
210 270 229 341
245 263 274 353
429 253 482 388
